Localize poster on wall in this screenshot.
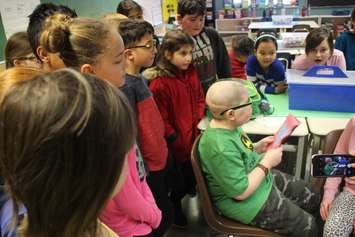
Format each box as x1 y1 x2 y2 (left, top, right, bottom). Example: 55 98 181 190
0 0 40 39
162 0 177 23
135 0 163 26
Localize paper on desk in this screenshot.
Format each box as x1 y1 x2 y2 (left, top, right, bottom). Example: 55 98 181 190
255 116 285 130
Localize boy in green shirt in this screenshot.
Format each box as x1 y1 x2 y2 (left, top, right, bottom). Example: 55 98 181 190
199 81 320 236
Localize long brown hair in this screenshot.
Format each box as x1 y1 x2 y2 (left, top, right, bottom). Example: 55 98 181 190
157 29 194 75
0 67 44 99
0 68 136 237
4 32 34 69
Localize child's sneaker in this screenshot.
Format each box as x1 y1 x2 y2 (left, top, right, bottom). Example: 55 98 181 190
173 206 187 228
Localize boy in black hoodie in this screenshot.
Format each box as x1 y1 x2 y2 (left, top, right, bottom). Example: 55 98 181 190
177 0 231 93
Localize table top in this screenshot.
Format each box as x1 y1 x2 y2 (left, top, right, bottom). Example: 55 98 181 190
306 117 350 136
267 93 354 118
242 116 308 136
248 21 319 29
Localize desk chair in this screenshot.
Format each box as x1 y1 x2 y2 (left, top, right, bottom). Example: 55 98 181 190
277 52 292 69
292 24 311 32
191 135 283 237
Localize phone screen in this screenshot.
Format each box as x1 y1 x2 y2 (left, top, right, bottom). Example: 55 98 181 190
312 154 355 177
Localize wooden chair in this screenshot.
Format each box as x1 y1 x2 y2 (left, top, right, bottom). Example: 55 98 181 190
191 135 283 237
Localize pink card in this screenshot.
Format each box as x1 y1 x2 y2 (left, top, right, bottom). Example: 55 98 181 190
267 114 301 150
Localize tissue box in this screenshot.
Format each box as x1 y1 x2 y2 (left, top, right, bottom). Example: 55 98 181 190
288 70 355 112
272 15 293 25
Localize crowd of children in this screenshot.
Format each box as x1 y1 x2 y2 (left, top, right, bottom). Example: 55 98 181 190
0 0 354 237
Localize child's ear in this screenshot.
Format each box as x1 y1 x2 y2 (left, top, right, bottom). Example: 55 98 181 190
225 110 236 120
37 46 49 63
80 64 95 74
13 59 22 67
124 49 134 61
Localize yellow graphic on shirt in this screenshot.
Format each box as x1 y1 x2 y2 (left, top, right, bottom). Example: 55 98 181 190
241 133 253 150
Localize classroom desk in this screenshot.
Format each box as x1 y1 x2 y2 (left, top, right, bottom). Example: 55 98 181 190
266 80 354 180
248 20 319 30
197 115 308 179
304 117 351 181
277 40 304 56
243 116 308 179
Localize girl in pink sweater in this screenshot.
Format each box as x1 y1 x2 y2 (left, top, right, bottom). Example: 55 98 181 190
321 117 355 237
100 145 162 237
292 27 346 71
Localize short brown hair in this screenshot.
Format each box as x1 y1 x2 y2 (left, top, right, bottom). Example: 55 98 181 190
305 27 334 55
0 69 135 237
116 0 143 18
4 32 33 69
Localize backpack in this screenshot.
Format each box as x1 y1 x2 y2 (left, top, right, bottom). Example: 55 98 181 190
233 79 274 119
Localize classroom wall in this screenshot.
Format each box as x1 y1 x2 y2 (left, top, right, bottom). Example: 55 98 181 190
0 0 353 62
0 0 121 62
41 0 119 18
215 0 353 17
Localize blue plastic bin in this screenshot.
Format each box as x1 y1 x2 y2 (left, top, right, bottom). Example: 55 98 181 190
287 70 355 112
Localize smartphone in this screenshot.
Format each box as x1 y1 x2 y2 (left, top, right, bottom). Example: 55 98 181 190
311 154 355 177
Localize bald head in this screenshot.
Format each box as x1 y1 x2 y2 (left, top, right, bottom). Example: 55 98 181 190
206 80 248 119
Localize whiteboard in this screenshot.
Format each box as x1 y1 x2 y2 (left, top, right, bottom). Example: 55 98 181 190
135 0 163 26
0 0 40 39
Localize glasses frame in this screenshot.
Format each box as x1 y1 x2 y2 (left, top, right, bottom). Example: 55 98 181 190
126 39 157 50
13 56 37 61
219 98 252 116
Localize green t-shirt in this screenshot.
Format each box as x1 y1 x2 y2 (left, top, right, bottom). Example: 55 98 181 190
198 125 273 224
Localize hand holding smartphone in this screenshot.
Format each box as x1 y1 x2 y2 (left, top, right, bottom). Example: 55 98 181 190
312 154 355 177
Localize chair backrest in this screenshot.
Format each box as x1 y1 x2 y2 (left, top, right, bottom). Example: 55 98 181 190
292 24 311 32
277 58 289 70
277 52 292 69
190 135 219 227
191 135 283 237
323 129 344 154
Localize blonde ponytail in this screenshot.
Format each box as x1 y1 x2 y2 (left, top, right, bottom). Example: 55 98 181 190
40 14 72 54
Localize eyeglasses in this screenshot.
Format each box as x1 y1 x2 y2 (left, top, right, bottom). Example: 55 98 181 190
219 98 252 116
127 39 157 50
13 56 37 61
